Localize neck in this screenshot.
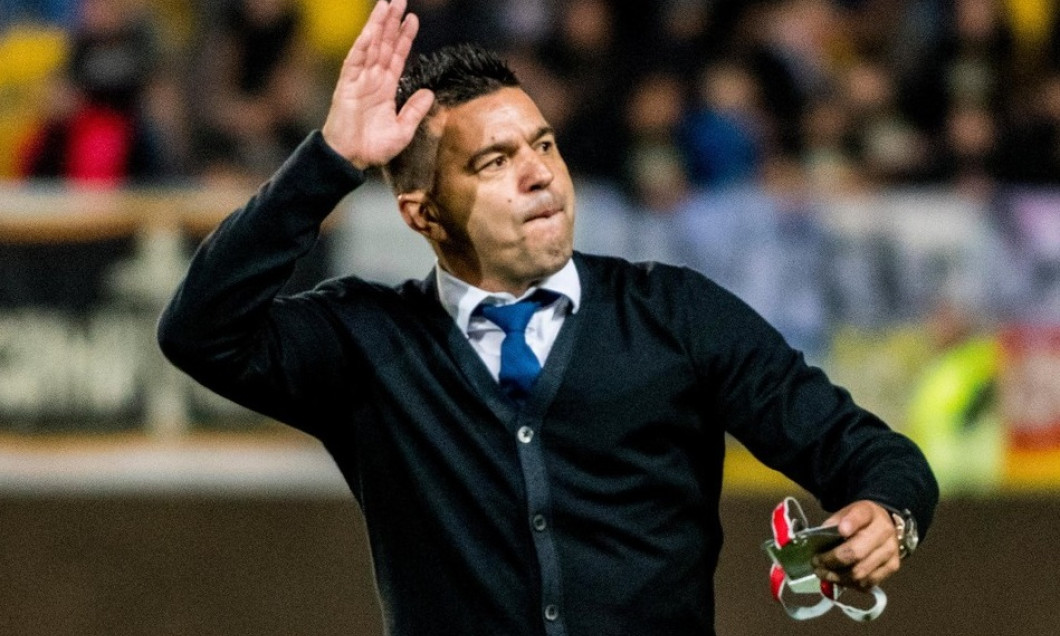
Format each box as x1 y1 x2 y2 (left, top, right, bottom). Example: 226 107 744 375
442 265 537 297
436 253 553 297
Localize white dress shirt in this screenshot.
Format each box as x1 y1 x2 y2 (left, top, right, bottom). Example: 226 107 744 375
436 259 582 382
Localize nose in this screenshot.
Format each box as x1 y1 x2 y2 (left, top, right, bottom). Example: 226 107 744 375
520 149 554 192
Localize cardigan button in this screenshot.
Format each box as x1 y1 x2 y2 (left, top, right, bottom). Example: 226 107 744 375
544 604 560 622
517 426 534 444
531 514 547 532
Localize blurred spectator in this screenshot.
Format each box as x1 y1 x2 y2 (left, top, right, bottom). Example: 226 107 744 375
947 0 1015 106
537 0 627 183
619 70 689 263
901 0 1015 132
139 60 194 179
800 94 863 192
934 101 1001 194
490 0 553 51
839 59 930 185
624 71 689 213
191 0 323 182
887 0 949 80
679 60 770 188
905 301 1001 494
0 0 79 29
743 0 845 154
653 0 714 80
16 0 167 185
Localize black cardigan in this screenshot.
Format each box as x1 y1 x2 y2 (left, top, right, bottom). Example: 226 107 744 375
158 132 938 636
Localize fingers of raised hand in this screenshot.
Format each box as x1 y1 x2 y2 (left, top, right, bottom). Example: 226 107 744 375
346 0 388 72
390 12 419 76
324 1 430 167
376 0 407 68
364 0 407 69
343 1 416 92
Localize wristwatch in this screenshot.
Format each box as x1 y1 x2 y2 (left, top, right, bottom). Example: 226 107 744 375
880 504 919 559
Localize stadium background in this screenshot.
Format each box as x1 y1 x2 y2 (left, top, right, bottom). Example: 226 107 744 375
1 0 1059 633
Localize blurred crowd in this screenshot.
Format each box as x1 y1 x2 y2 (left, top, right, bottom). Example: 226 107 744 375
3 0 1056 450
1 0 1060 195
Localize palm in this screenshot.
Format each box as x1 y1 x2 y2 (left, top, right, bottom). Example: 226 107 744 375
322 0 434 169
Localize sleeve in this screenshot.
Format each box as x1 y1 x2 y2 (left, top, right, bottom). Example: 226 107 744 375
156 131 369 434
687 272 939 537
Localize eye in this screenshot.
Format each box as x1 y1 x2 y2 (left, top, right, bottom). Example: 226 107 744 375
537 139 554 153
477 155 507 172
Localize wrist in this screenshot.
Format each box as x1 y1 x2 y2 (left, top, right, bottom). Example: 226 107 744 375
878 504 919 559
314 131 371 177
320 126 371 171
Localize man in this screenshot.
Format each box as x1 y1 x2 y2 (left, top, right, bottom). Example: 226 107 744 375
157 1 938 635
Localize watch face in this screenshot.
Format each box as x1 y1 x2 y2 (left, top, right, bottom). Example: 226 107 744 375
889 508 918 557
905 517 919 552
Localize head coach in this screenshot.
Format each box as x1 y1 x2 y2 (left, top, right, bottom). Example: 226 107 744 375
157 1 939 634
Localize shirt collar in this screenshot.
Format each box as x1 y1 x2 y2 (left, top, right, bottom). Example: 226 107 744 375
436 259 582 334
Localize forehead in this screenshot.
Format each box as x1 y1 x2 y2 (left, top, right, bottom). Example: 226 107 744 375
432 87 549 159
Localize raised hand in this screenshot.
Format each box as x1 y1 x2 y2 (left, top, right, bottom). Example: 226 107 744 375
321 0 435 170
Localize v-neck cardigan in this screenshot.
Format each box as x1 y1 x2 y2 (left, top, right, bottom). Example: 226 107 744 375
158 131 938 636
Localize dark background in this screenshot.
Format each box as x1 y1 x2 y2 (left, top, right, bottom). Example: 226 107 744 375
2 493 1054 635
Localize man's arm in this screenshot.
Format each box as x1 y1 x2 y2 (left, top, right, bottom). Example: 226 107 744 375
688 274 938 592
157 0 434 429
156 133 364 429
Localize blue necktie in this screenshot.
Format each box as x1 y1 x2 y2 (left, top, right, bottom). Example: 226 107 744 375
476 291 557 399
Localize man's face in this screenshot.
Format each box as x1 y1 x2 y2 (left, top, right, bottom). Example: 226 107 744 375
425 87 576 294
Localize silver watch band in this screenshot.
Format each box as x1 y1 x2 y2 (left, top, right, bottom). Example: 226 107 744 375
879 504 918 558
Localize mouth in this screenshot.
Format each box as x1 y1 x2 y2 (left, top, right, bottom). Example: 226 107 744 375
525 205 563 223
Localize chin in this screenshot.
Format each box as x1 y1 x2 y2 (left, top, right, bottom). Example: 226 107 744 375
535 243 573 276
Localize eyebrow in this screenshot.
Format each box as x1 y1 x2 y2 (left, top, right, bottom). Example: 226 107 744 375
466 125 556 170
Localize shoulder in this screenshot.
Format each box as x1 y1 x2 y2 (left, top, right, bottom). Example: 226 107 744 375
574 251 729 306
573 252 779 345
270 271 435 323
303 272 434 307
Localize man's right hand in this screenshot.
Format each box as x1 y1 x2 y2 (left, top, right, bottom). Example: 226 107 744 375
321 0 435 170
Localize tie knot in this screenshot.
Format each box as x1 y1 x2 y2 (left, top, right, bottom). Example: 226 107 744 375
475 289 559 335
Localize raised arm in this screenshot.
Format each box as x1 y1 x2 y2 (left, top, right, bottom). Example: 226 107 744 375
157 0 432 432
322 0 435 169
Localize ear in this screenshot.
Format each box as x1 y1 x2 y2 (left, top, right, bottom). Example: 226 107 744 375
398 191 448 242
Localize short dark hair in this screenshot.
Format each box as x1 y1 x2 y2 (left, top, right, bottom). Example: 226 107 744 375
383 43 520 193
